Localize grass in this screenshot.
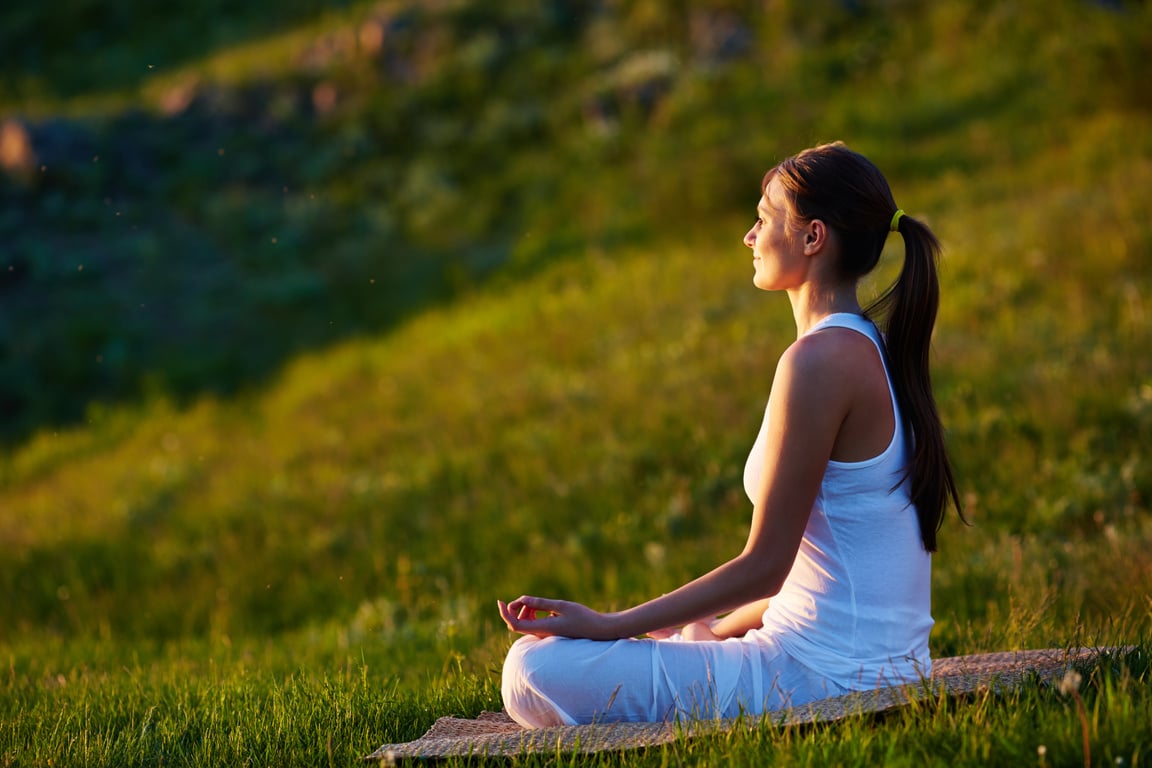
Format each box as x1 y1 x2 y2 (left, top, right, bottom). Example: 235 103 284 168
2 0 1152 765
4 645 1149 765
3 635 497 765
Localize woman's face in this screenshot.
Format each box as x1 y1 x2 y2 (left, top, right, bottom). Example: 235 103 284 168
743 176 805 291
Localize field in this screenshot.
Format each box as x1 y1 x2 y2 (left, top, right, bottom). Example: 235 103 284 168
2 1 1151 765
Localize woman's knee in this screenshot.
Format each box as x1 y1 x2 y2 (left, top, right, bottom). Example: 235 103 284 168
501 636 570 728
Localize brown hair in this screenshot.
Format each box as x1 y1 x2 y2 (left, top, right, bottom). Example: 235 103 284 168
767 141 962 552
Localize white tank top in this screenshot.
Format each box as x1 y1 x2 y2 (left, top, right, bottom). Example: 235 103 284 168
743 312 933 688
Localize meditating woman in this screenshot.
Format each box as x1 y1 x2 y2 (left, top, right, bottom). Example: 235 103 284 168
498 142 962 727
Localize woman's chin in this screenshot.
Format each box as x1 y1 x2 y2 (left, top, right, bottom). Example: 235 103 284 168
752 274 776 291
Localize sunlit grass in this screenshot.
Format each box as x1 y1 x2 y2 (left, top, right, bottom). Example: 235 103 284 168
1 633 500 766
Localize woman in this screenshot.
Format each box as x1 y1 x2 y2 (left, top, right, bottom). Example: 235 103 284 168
498 142 962 727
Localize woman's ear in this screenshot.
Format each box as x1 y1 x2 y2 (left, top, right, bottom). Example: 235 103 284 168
802 219 828 256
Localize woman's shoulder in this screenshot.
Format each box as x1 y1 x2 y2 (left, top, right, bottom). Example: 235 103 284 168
782 325 879 376
769 331 871 415
775 326 888 408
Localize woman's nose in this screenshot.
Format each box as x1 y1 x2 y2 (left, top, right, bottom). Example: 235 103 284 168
743 229 755 248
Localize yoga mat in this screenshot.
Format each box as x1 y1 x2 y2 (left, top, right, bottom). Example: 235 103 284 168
366 646 1120 760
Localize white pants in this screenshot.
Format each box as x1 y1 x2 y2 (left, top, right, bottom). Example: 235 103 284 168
501 632 847 728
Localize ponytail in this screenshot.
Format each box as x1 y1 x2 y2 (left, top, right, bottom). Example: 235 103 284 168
865 215 963 552
771 142 963 552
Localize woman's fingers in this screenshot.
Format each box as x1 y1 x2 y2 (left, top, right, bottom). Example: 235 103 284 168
506 595 564 620
511 595 562 614
498 600 528 632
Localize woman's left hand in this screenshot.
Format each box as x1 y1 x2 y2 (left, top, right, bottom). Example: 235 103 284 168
497 596 621 640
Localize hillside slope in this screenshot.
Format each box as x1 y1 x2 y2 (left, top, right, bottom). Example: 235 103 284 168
1 1 1150 662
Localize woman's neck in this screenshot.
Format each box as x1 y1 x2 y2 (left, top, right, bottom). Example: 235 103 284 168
787 283 861 336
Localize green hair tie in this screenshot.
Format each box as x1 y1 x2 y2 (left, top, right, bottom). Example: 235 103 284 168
889 209 905 232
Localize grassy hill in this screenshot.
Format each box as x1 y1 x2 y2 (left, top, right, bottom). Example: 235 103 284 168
2 0 1151 765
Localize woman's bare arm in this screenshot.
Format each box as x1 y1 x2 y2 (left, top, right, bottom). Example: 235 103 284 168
710 598 771 639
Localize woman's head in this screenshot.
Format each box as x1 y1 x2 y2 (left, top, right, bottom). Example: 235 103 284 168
765 142 897 283
763 142 962 552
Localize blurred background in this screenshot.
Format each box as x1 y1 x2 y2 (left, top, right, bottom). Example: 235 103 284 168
1 0 1149 674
